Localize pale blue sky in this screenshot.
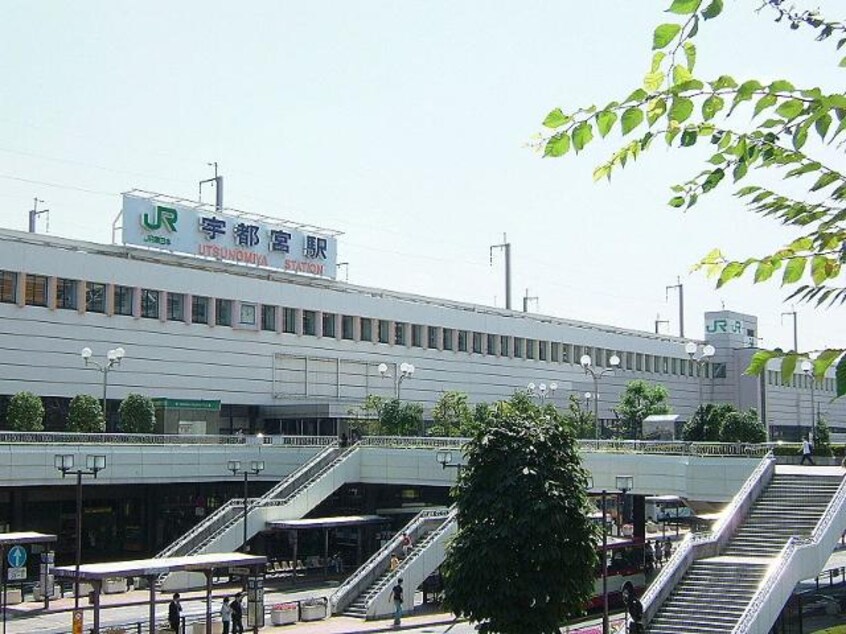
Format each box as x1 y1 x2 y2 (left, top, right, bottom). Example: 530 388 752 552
0 1 841 351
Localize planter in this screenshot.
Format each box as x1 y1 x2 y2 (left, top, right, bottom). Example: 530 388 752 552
104 577 128 594
300 602 326 622
271 606 298 625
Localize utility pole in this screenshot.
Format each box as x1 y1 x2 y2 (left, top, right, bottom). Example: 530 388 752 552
654 314 669 334
490 234 512 310
199 162 224 210
28 198 49 233
665 277 685 338
781 309 798 352
523 289 538 313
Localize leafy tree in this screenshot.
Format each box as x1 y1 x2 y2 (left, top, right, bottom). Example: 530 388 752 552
720 408 767 443
118 394 156 434
428 391 477 437
442 392 597 633
682 403 734 441
617 380 671 439
67 395 105 433
537 0 846 396
562 394 596 439
6 392 44 432
348 395 424 436
814 417 832 456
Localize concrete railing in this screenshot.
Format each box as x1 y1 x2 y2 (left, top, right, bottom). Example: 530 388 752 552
0 431 335 445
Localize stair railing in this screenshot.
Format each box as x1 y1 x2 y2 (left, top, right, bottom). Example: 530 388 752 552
329 507 452 614
733 472 846 634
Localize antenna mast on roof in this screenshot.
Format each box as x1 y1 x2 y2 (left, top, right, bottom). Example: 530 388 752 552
28 198 49 233
199 162 224 210
523 289 538 313
665 276 684 338
490 233 512 310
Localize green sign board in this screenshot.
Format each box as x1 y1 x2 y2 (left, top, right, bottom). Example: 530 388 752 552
151 398 221 411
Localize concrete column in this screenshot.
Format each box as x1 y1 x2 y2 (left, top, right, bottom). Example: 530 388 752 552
335 313 342 341
132 286 141 319
295 309 303 336
77 280 87 315
105 283 115 316
184 294 192 323
275 305 284 334
15 272 25 307
388 320 396 346
208 296 216 328
160 291 168 322
316 311 324 338
353 316 362 342
47 276 57 310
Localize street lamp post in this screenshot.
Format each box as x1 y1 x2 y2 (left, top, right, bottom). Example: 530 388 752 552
378 362 415 399
80 347 126 431
580 354 620 440
436 449 463 476
526 381 558 403
685 342 715 418
54 454 107 612
227 460 266 551
801 360 817 444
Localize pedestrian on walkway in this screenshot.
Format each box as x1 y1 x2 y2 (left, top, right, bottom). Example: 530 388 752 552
654 541 663 568
168 593 182 633
663 538 672 562
392 577 404 627
220 597 232 634
231 592 244 634
401 532 412 558
801 438 815 465
390 553 400 571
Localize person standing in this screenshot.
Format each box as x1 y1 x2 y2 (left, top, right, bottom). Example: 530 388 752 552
663 538 672 562
801 438 815 465
220 597 232 634
392 578 404 627
654 541 663 568
401 532 412 558
168 593 182 634
231 592 244 634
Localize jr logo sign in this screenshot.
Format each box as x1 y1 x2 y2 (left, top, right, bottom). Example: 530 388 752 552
706 319 743 334
141 206 178 232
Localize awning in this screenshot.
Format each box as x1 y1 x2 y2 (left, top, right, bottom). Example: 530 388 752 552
0 532 57 546
267 515 388 531
53 552 266 580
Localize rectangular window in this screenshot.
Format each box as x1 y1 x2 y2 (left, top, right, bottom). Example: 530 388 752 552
472 332 483 354
514 337 524 358
487 334 497 356
56 278 78 310
645 355 652 372
636 354 643 371
283 308 297 333
551 342 560 362
395 322 406 346
141 289 160 319
626 352 634 371
573 345 582 365
192 296 209 324
526 339 536 360
323 313 336 338
85 282 105 313
704 362 710 379
360 318 373 342
428 326 439 349
412 325 423 347
342 315 354 340
443 328 454 351
458 331 468 352
216 299 232 326
167 293 185 321
561 343 570 364
663 357 669 374
713 362 726 379
500 335 510 357
25 274 48 306
114 285 134 316
302 310 316 336
671 358 678 375
240 303 257 326
595 348 605 367
539 341 548 362
584 347 594 366
0 271 16 304
378 320 390 344
262 305 277 331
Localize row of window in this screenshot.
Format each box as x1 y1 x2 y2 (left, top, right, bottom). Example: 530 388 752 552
766 369 838 394
0 269 730 380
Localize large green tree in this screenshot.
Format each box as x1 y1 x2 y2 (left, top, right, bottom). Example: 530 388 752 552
67 395 105 433
562 394 597 439
118 394 156 434
348 395 424 436
6 392 45 432
538 0 845 395
442 392 597 633
617 380 671 439
683 403 737 441
428 391 477 437
720 408 767 443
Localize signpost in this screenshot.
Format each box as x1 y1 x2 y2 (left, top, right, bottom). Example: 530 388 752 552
72 609 83 634
246 576 265 630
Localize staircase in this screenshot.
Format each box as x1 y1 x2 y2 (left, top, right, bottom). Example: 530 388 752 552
330 507 455 619
642 466 846 634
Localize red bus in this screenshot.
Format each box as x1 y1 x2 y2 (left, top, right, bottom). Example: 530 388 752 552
587 536 646 609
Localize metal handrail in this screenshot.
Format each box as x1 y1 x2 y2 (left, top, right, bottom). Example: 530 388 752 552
0 431 336 445
330 507 451 610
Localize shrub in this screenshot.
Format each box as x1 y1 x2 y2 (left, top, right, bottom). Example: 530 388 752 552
118 394 155 434
6 392 45 431
67 395 105 433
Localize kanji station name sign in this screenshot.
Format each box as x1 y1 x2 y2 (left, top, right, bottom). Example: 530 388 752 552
121 193 338 279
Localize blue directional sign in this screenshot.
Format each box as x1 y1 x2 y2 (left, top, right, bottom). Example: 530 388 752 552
7 545 26 568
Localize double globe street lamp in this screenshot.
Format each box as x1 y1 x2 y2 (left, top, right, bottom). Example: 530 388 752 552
580 353 620 440
378 362 415 399
228 460 266 552
800 359 818 444
685 342 715 416
80 347 126 430
526 381 558 403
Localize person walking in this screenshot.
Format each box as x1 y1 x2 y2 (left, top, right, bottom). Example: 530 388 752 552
663 538 672 562
392 578 404 627
168 593 182 634
401 532 413 558
801 438 815 465
654 541 663 568
644 541 654 575
390 553 400 571
231 592 244 634
220 597 232 634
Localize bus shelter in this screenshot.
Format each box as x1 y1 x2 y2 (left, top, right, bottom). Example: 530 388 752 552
53 552 266 634
0 532 57 632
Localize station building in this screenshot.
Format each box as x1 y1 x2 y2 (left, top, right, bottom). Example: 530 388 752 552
0 190 842 441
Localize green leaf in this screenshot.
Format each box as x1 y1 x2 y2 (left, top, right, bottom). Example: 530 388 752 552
672 65 693 86
753 94 777 118
776 99 804 120
701 168 725 192
707 152 726 165
683 41 697 71
595 110 618 138
733 160 748 182
668 0 702 14
644 71 665 92
753 260 776 283
780 354 799 382
745 350 780 375
621 107 645 134
653 24 682 50
701 0 723 19
625 88 649 103
669 195 686 208
813 349 844 377
651 51 667 73
815 113 832 140
680 129 698 146
717 261 745 288
571 122 594 152
840 56 846 68
592 165 611 182
836 355 846 397
811 171 839 192
811 256 830 285
702 95 724 120
543 132 571 157
646 98 667 126
793 124 809 150
769 79 795 92
669 97 694 123
542 108 570 129
711 75 737 90
782 257 806 284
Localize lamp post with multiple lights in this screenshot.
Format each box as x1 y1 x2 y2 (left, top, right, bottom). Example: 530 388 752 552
80 347 125 430
227 460 265 551
378 362 416 399
54 454 107 611
800 360 818 444
580 354 620 440
526 381 558 403
685 342 715 417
